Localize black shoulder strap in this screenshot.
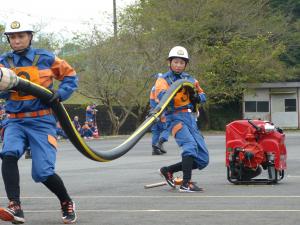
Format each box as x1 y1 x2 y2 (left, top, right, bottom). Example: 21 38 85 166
32 54 40 66
7 56 15 68
6 54 40 68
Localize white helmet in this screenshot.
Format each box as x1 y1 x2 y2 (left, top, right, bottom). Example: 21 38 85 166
168 46 189 62
4 20 34 35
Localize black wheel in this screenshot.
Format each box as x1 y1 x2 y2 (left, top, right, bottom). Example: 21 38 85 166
278 170 285 181
267 165 278 183
227 166 238 184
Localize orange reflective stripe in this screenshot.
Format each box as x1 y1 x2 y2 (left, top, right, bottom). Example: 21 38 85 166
8 109 52 119
48 135 58 149
172 123 183 137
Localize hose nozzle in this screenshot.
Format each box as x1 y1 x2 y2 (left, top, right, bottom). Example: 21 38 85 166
0 68 19 91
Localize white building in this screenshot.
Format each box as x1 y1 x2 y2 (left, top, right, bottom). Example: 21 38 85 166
243 82 300 129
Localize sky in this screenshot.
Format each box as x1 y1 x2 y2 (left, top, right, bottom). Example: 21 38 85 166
0 0 136 39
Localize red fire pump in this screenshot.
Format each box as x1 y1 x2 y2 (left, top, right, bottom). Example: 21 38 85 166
226 119 287 184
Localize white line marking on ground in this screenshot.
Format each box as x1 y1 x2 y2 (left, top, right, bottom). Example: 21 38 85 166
75 195 300 198
23 209 300 213
287 175 300 178
1 195 300 199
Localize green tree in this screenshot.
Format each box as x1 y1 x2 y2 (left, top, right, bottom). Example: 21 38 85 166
119 0 290 102
0 24 11 53
200 35 287 104
32 32 59 51
58 0 296 132
270 0 300 77
72 28 153 135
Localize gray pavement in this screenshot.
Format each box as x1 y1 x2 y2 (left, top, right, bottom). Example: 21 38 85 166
0 132 300 225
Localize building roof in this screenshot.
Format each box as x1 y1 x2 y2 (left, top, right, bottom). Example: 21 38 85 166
247 82 300 88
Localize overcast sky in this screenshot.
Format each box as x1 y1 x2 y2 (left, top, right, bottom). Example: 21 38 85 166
0 0 136 39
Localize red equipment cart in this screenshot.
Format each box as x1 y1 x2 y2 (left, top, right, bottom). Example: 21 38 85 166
226 119 287 184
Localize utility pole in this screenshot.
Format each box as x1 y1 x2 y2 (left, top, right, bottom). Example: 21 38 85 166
113 0 117 37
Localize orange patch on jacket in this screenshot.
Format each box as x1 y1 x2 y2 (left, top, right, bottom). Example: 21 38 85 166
51 57 76 80
10 66 40 100
48 135 57 149
173 87 191 108
172 123 183 137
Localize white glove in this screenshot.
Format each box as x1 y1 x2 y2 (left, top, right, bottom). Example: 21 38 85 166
0 68 18 91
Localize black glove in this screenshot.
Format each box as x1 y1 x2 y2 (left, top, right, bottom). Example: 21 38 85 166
48 89 61 104
190 93 200 104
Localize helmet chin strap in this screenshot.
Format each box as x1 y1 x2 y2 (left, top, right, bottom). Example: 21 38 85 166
172 70 182 76
13 47 30 56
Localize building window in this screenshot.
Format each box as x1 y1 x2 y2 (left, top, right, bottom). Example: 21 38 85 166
285 99 296 112
245 101 256 112
257 101 269 112
245 101 269 112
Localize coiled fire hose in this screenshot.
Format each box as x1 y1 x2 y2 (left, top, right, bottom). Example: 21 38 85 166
0 68 194 162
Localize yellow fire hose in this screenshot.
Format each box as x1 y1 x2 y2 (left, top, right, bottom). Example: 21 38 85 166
0 68 194 162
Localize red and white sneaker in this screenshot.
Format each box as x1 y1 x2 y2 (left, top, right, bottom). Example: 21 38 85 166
159 167 175 188
61 200 77 224
0 201 25 224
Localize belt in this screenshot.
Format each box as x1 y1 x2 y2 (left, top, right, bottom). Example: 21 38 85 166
174 108 192 114
8 109 52 119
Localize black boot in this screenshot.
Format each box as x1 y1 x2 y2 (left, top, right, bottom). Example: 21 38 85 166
156 140 167 154
152 145 162 155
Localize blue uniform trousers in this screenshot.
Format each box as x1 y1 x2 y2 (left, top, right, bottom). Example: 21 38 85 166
1 115 57 182
167 112 209 169
151 120 169 145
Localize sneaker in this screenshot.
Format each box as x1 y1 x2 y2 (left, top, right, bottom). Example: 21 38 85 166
159 167 175 188
0 201 25 224
61 200 77 224
179 182 204 193
152 145 162 155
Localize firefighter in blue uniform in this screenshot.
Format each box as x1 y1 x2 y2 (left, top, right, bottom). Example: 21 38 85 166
0 20 77 224
149 75 170 155
156 46 209 192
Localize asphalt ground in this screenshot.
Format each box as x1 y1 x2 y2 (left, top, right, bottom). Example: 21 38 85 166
0 131 299 225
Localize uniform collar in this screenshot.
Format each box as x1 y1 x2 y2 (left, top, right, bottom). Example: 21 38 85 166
169 70 183 79
9 47 35 65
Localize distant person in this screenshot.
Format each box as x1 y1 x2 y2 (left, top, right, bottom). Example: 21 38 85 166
87 119 100 138
149 82 169 155
85 103 97 125
72 116 81 133
81 121 94 139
